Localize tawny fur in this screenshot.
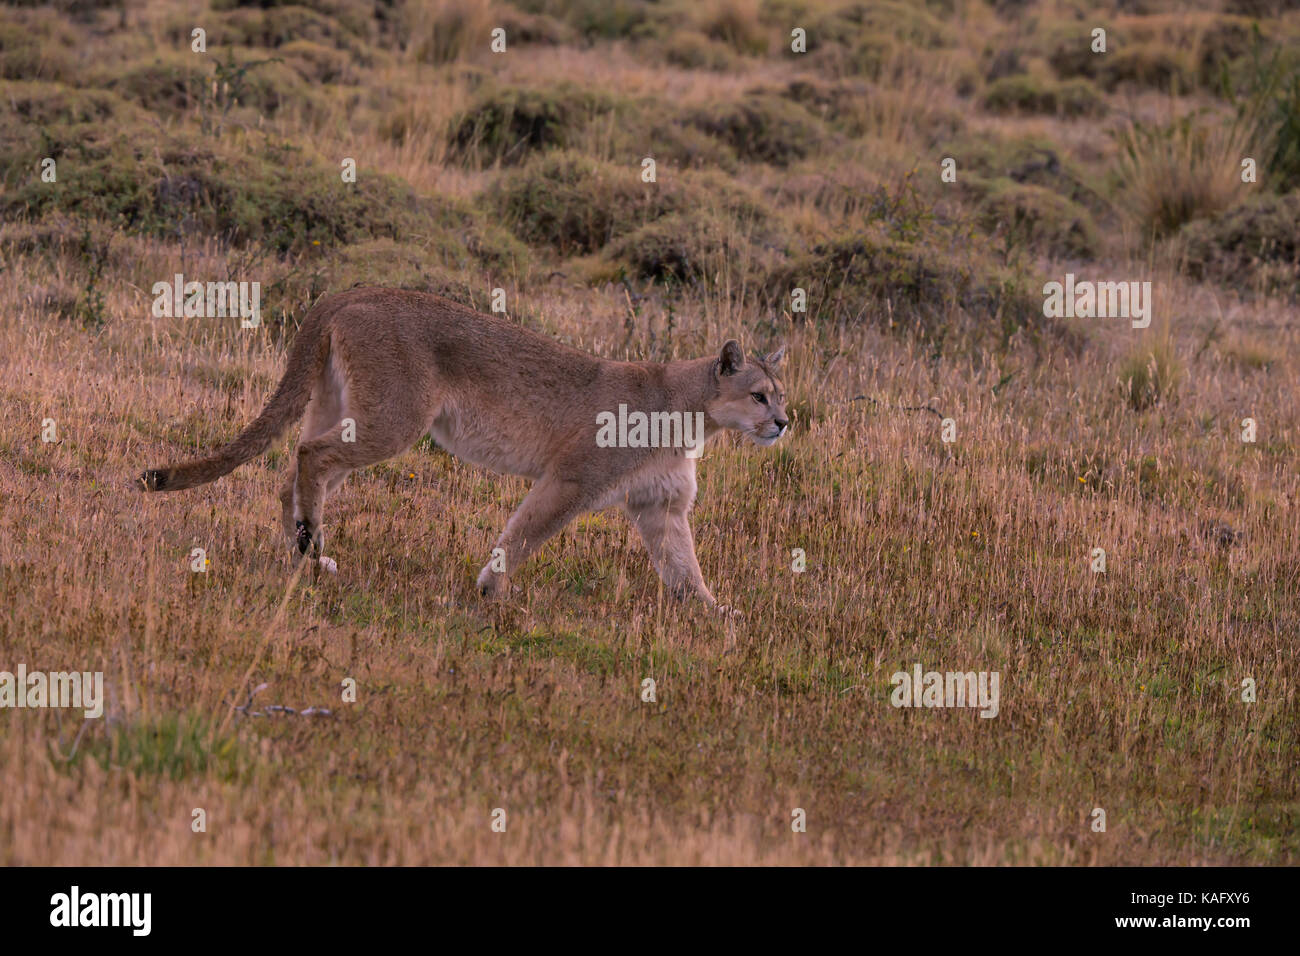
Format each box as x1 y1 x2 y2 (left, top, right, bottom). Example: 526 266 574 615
139 289 789 608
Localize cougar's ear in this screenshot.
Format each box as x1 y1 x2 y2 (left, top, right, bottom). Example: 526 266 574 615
719 339 745 375
764 344 786 367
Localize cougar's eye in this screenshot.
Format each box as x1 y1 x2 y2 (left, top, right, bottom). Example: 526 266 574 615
751 392 768 405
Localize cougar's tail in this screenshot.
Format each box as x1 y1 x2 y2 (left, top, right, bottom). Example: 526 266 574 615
138 305 333 493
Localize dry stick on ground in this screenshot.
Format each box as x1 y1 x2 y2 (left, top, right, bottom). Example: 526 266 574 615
835 394 950 462
846 394 946 419
215 556 313 740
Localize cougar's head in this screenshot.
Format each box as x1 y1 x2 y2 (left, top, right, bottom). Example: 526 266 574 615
707 340 789 447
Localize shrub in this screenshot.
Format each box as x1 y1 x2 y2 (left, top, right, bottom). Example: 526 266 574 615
279 39 356 84
977 182 1099 259
496 6 574 46
1224 36 1300 186
0 86 519 260
1047 13 1255 93
0 83 154 227
661 29 738 71
682 94 828 167
836 0 953 50
447 83 615 167
1180 191 1300 297
487 151 773 257
402 0 497 65
519 0 649 41
323 239 486 309
424 195 532 274
944 134 1103 212
99 50 316 121
605 213 733 282
980 75 1107 117
485 151 668 255
762 223 1036 336
171 3 369 51
791 0 954 78
698 0 767 56
1105 46 1194 92
162 142 437 252
640 115 740 170
98 52 203 113
0 8 82 82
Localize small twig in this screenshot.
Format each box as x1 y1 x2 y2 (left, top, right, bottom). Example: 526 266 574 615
51 720 93 763
1193 318 1221 363
846 395 946 419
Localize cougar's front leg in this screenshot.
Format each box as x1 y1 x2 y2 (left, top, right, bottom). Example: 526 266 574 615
477 476 587 600
625 502 716 608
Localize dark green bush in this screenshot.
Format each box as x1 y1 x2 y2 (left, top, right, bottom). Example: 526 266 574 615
1180 191 1300 297
977 181 1099 258
486 151 668 255
761 220 1037 338
681 94 828 167
981 75 1107 117
0 82 528 266
943 134 1103 212
447 83 617 167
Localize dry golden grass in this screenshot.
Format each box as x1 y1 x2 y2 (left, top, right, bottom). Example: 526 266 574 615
1115 107 1260 237
1 243 1296 864
0 0 1296 865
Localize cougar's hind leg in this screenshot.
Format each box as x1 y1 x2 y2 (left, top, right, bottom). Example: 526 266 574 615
282 385 344 553
292 412 430 563
291 336 442 566
281 462 346 561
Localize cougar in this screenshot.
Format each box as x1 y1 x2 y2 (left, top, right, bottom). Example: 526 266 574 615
139 289 789 609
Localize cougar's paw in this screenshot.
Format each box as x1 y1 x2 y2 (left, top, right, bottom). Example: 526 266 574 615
294 520 322 559
476 565 507 600
318 555 338 575
138 469 167 492
714 603 744 622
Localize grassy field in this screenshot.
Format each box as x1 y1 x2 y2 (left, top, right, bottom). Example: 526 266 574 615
0 0 1297 865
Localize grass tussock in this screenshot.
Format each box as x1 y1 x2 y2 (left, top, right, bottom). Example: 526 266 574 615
1115 114 1257 238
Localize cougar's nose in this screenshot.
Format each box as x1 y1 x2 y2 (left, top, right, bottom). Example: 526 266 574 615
775 418 789 432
